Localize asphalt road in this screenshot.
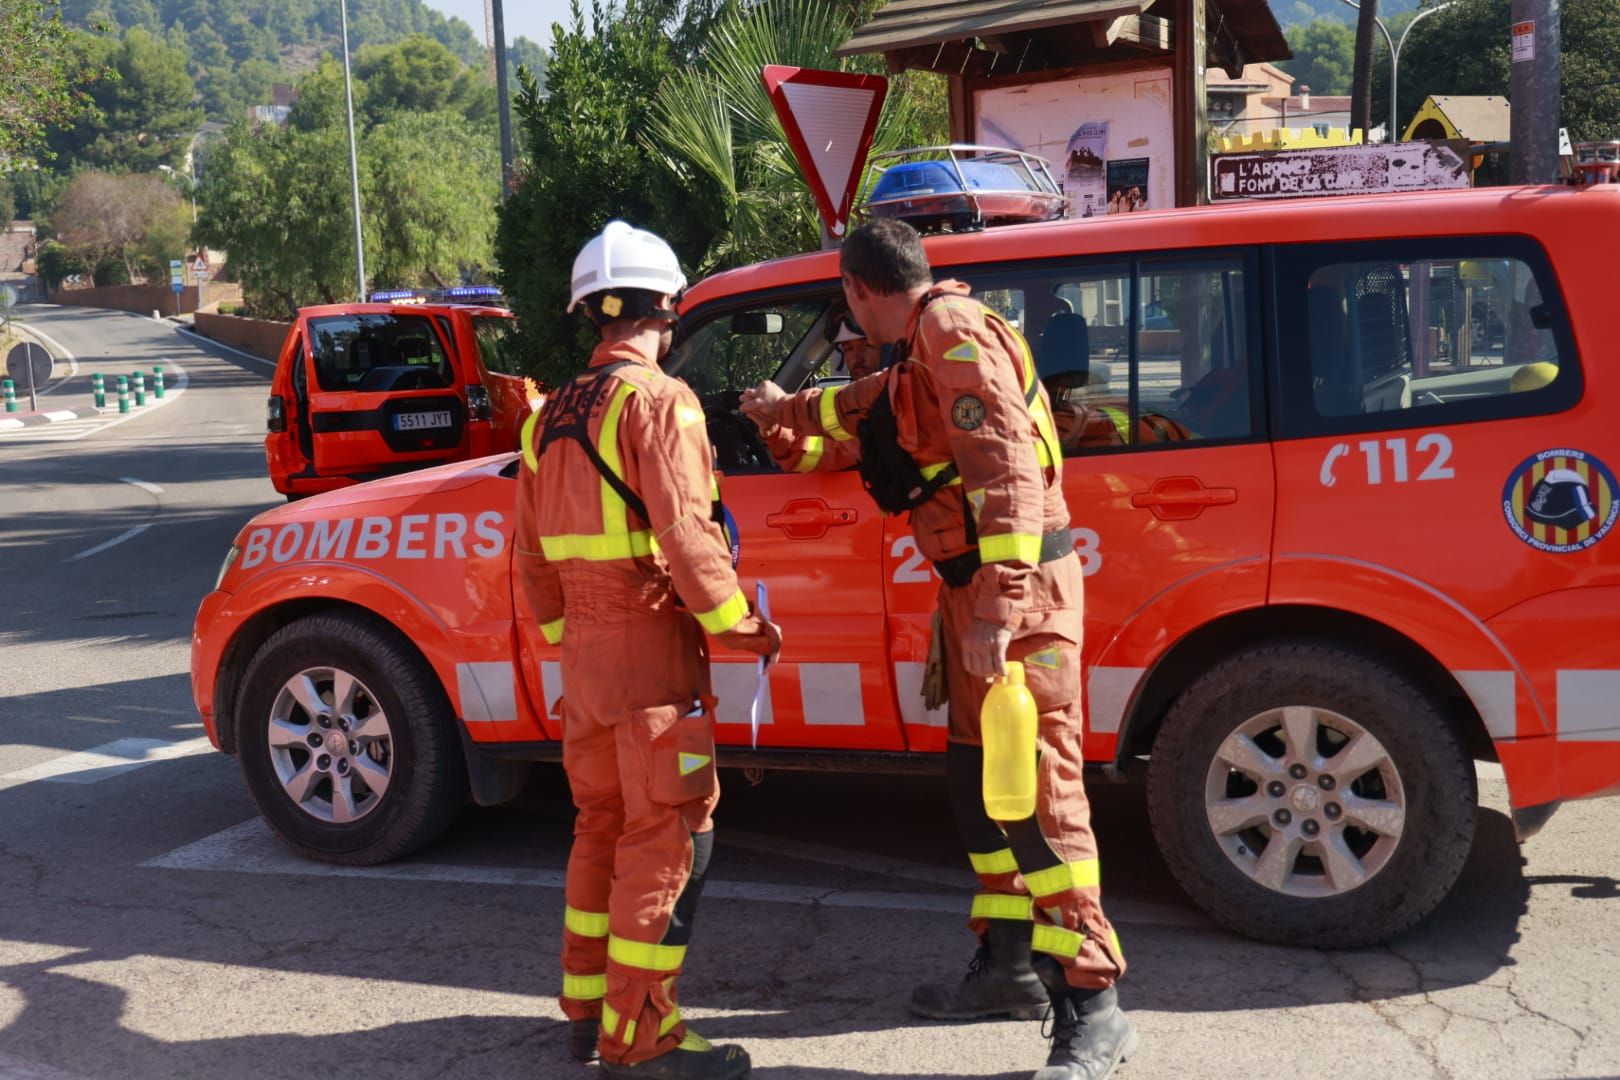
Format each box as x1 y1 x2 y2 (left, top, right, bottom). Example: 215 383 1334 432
1 305 1618 1080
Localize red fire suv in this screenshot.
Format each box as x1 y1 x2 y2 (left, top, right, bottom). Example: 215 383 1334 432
196 183 1619 947
265 287 527 499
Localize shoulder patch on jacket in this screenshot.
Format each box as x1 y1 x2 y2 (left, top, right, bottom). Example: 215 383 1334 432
942 341 980 363
676 404 704 429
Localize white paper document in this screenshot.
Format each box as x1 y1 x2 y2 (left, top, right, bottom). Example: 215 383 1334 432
750 581 771 749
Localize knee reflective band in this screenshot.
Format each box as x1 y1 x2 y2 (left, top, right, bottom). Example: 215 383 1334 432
565 906 611 938
820 385 853 441
969 849 1020 876
563 973 607 1000
694 589 748 634
971 894 1035 921
1022 859 1101 900
1031 924 1085 959
794 436 825 472
659 1008 682 1037
608 936 687 973
541 617 565 645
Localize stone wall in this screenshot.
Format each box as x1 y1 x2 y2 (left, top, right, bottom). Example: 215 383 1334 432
191 311 291 361
50 281 243 316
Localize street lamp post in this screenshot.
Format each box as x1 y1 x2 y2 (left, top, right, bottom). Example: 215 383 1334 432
338 0 367 302
1340 0 1459 140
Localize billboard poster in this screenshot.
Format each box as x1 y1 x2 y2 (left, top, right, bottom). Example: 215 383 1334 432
1063 122 1109 218
1106 157 1151 213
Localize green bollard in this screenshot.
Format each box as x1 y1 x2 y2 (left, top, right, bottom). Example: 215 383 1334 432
2 378 15 413
93 373 106 409
133 372 145 407
152 366 165 399
117 376 130 415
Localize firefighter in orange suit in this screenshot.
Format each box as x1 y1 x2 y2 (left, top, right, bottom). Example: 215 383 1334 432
742 219 1136 1080
515 221 780 1080
757 313 876 474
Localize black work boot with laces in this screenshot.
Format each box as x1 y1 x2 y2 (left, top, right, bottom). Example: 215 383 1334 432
569 1019 599 1063
597 1031 751 1080
910 920 1049 1021
1031 955 1138 1080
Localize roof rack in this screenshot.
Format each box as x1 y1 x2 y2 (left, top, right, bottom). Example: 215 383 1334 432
368 285 507 306
857 145 1069 233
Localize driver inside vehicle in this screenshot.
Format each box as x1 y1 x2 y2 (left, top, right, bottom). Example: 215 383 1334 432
756 312 878 474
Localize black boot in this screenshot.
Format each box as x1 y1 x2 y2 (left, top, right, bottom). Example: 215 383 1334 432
597 1032 751 1080
910 920 1049 1021
1031 956 1138 1080
568 1019 599 1063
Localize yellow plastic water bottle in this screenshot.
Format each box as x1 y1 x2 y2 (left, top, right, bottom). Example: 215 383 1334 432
981 661 1038 821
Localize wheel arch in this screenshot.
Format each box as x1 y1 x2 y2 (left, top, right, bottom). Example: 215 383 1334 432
1114 604 1498 770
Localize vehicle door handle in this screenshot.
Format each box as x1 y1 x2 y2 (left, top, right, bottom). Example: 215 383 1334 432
1130 477 1237 521
767 497 859 540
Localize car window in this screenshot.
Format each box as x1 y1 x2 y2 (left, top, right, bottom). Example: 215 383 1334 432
956 251 1258 455
307 313 453 393
666 299 830 397
472 315 518 376
1274 238 1580 436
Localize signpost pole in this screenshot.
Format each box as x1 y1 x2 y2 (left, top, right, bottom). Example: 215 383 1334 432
25 341 39 413
1510 0 1561 183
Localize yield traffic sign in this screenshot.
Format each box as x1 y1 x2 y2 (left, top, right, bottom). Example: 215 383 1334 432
761 65 888 240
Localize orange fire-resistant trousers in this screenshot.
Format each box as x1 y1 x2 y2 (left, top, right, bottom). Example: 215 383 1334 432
557 607 721 1066
941 553 1126 990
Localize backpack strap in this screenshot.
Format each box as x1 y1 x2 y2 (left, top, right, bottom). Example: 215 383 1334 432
535 360 651 523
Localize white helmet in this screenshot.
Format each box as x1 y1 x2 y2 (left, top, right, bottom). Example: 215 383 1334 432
567 220 688 318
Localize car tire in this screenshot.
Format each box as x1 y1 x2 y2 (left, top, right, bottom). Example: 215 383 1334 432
236 611 468 865
1145 640 1476 947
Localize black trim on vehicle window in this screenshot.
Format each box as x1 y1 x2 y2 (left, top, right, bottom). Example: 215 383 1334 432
1268 235 1583 441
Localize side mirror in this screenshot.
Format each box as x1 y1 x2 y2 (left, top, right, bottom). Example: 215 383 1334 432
730 312 785 335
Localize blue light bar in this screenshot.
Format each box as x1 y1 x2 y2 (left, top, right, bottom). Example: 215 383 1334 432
446 285 502 300
369 289 418 302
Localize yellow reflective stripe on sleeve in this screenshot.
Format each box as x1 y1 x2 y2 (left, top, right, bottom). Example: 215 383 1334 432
968 848 1019 875
562 972 606 1000
1031 395 1061 469
597 381 639 535
564 906 610 938
540 530 659 562
695 589 748 635
1098 405 1131 444
978 532 1042 565
794 436 825 473
602 1003 635 1045
1032 924 1085 959
820 385 853 441
710 476 721 501
520 409 541 471
658 1008 682 1037
608 935 687 973
1022 859 1102 899
970 894 1035 921
541 617 565 646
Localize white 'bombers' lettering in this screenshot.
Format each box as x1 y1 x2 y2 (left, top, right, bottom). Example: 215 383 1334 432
239 511 506 569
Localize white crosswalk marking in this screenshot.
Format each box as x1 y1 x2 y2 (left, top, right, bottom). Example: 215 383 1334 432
0 737 213 787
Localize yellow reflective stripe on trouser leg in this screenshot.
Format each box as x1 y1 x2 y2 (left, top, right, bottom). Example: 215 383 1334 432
970 894 1034 921
794 436 825 472
564 906 610 938
1022 859 1102 899
694 588 749 635
1031 924 1086 959
596 380 639 535
608 935 687 973
820 385 853 441
602 1002 635 1045
541 617 565 645
658 1007 682 1037
978 532 1042 565
520 409 541 471
562 972 606 1000
969 848 1019 875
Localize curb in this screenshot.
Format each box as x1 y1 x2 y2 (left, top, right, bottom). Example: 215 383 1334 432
1 362 187 430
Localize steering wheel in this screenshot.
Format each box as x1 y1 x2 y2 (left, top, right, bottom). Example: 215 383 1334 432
700 390 775 472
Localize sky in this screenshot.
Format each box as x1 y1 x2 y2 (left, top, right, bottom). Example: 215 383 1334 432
423 0 584 46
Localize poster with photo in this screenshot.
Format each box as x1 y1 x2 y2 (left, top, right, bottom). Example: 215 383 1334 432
1063 121 1109 218
1106 158 1151 214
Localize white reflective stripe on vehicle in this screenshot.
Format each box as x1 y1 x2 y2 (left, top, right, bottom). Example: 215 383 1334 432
1556 671 1620 741
541 660 564 720
892 661 947 728
711 662 772 727
1086 667 1144 735
1454 670 1517 741
456 662 517 724
800 662 864 726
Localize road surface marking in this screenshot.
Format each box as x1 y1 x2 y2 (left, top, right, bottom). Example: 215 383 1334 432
42 410 76 422
175 325 276 368
0 418 21 430
65 524 151 562
0 737 212 786
118 477 164 496
145 819 1208 928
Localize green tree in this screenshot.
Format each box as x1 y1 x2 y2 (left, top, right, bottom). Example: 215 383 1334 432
49 26 201 170
50 168 183 282
495 0 723 387
1 0 93 167
1282 17 1356 95
354 34 491 124
365 110 499 288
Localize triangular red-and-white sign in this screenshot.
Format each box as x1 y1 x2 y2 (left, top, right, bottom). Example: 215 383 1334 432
762 65 888 239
